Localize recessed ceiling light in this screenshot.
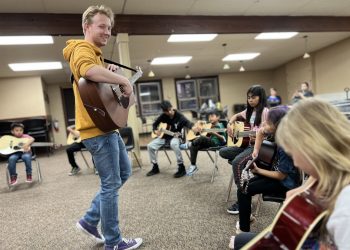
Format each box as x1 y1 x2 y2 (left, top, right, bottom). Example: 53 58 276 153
255 32 298 40
0 36 53 45
222 53 260 61
151 56 192 65
168 34 217 42
9 62 63 71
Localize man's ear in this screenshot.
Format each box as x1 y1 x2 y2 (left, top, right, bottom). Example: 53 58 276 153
83 22 88 34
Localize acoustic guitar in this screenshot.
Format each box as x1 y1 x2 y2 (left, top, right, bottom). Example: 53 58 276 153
240 140 277 194
151 123 182 139
78 67 143 132
0 135 59 155
241 180 328 250
227 121 256 148
186 122 226 141
67 132 81 145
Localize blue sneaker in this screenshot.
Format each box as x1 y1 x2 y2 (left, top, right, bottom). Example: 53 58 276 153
76 219 105 244
179 142 191 150
187 165 198 176
105 238 143 250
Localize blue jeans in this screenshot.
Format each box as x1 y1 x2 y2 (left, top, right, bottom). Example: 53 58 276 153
147 137 183 164
8 152 32 176
82 132 131 247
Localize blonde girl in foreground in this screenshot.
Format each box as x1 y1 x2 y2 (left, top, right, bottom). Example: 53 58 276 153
232 98 350 249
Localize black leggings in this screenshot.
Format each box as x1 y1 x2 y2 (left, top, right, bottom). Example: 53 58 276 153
66 142 85 168
189 136 216 165
237 176 288 232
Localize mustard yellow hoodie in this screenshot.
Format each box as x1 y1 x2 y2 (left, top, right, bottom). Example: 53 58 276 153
63 39 105 140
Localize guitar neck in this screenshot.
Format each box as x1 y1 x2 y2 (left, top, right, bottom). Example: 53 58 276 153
129 70 142 85
162 129 178 137
237 130 256 137
202 128 226 133
32 142 55 147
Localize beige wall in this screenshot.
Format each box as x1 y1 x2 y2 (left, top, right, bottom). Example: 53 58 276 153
279 37 350 101
0 76 47 120
271 65 288 103
314 38 350 94
162 77 178 109
46 83 71 145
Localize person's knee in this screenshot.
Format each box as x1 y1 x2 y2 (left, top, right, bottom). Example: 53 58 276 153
170 139 179 148
147 143 155 151
8 156 17 163
219 147 228 158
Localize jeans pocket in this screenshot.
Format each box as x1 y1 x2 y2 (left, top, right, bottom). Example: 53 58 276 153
83 137 99 154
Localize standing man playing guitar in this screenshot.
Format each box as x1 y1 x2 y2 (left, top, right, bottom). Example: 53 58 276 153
63 5 142 250
147 100 197 178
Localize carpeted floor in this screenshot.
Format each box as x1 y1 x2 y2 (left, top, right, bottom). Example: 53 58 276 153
0 149 279 249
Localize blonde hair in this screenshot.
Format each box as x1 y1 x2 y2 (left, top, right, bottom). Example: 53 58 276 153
82 5 114 31
276 98 350 217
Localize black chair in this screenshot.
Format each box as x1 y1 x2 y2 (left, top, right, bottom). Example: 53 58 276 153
254 169 305 217
5 154 42 190
119 127 142 168
0 121 12 136
198 119 228 183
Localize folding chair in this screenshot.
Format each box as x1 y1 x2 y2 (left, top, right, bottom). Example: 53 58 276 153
254 168 305 217
198 119 228 183
119 127 142 168
5 154 42 190
79 148 92 169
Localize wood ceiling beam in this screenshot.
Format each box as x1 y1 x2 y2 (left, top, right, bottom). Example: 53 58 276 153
1 14 350 36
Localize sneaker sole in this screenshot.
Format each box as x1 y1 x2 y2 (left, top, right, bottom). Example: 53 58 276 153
25 180 33 183
76 222 105 244
226 210 239 215
187 168 198 176
125 239 143 250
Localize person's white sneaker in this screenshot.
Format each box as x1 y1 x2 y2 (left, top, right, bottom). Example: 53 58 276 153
229 235 235 249
186 165 198 176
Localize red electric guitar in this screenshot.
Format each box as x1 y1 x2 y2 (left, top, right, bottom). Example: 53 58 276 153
241 180 328 250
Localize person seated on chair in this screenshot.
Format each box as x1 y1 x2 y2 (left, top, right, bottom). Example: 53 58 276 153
66 126 98 176
291 81 314 104
266 87 282 107
231 106 300 238
230 99 350 250
181 110 227 176
220 85 269 214
147 100 198 178
8 122 35 185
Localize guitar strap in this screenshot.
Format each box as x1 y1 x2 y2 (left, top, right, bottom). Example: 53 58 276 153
70 58 137 84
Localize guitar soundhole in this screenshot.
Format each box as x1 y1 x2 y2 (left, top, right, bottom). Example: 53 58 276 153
120 96 129 108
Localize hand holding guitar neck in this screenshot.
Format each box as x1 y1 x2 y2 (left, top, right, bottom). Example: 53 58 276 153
120 81 133 97
243 155 258 172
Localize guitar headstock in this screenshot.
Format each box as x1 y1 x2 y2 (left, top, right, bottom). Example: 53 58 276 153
129 66 143 85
